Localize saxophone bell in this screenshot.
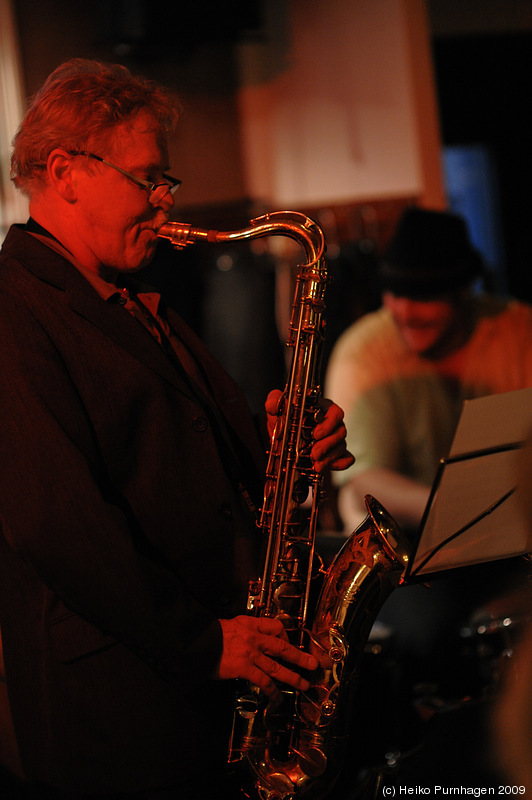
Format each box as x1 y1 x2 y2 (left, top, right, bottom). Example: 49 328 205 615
230 495 410 800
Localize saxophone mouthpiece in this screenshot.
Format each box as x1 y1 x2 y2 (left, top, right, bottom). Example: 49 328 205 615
157 222 220 249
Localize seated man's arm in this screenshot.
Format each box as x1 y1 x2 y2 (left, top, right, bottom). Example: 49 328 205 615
338 467 430 533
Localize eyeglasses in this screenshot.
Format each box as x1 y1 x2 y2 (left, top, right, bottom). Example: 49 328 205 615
68 150 181 205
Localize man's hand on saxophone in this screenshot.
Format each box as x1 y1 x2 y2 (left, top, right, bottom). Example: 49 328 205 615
265 389 355 474
215 616 319 702
211 391 353 702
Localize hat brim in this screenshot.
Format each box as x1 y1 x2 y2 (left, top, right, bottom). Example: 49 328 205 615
379 257 484 299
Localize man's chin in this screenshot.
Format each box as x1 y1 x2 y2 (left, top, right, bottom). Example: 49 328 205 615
400 331 439 355
135 240 157 270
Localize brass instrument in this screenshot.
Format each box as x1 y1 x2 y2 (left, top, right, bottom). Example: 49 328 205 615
158 212 411 800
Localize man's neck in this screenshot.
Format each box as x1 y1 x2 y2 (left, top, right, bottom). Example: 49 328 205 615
26 216 72 251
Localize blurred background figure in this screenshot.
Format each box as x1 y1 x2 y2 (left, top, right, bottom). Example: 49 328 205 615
326 206 532 538
325 205 532 674
324 204 532 787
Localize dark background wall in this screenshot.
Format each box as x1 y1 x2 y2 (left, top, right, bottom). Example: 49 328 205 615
433 31 532 302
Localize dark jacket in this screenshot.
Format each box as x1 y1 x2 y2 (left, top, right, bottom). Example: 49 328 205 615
0 225 266 794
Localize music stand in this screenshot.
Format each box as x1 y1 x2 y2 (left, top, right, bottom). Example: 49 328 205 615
405 387 532 582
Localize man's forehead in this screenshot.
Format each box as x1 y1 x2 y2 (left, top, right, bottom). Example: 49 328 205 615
385 290 459 304
107 115 169 164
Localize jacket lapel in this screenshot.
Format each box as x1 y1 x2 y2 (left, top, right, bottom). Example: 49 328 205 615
3 226 263 470
67 278 198 400
5 226 197 400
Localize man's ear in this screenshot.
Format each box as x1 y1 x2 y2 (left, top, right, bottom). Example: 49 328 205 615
46 149 77 202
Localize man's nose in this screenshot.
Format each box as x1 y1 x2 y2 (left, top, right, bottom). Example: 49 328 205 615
155 189 175 212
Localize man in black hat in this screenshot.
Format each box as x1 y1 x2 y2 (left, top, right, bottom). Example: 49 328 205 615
325 207 532 782
326 206 532 536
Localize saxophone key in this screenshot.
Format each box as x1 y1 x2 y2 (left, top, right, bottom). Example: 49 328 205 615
236 693 260 720
293 743 327 778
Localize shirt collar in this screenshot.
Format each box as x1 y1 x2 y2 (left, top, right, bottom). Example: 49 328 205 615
25 218 162 311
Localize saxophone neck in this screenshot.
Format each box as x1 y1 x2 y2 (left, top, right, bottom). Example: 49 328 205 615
158 211 326 266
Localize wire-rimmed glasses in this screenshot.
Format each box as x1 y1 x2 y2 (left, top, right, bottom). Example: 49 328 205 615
68 150 181 206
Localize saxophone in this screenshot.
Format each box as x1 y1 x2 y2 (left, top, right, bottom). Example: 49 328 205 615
158 212 411 800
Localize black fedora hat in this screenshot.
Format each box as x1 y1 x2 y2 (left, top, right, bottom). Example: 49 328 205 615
380 207 485 298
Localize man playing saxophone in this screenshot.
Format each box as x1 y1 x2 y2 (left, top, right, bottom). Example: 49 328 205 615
0 59 353 800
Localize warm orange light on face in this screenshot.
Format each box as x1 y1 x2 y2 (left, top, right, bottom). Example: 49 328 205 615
382 292 460 357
